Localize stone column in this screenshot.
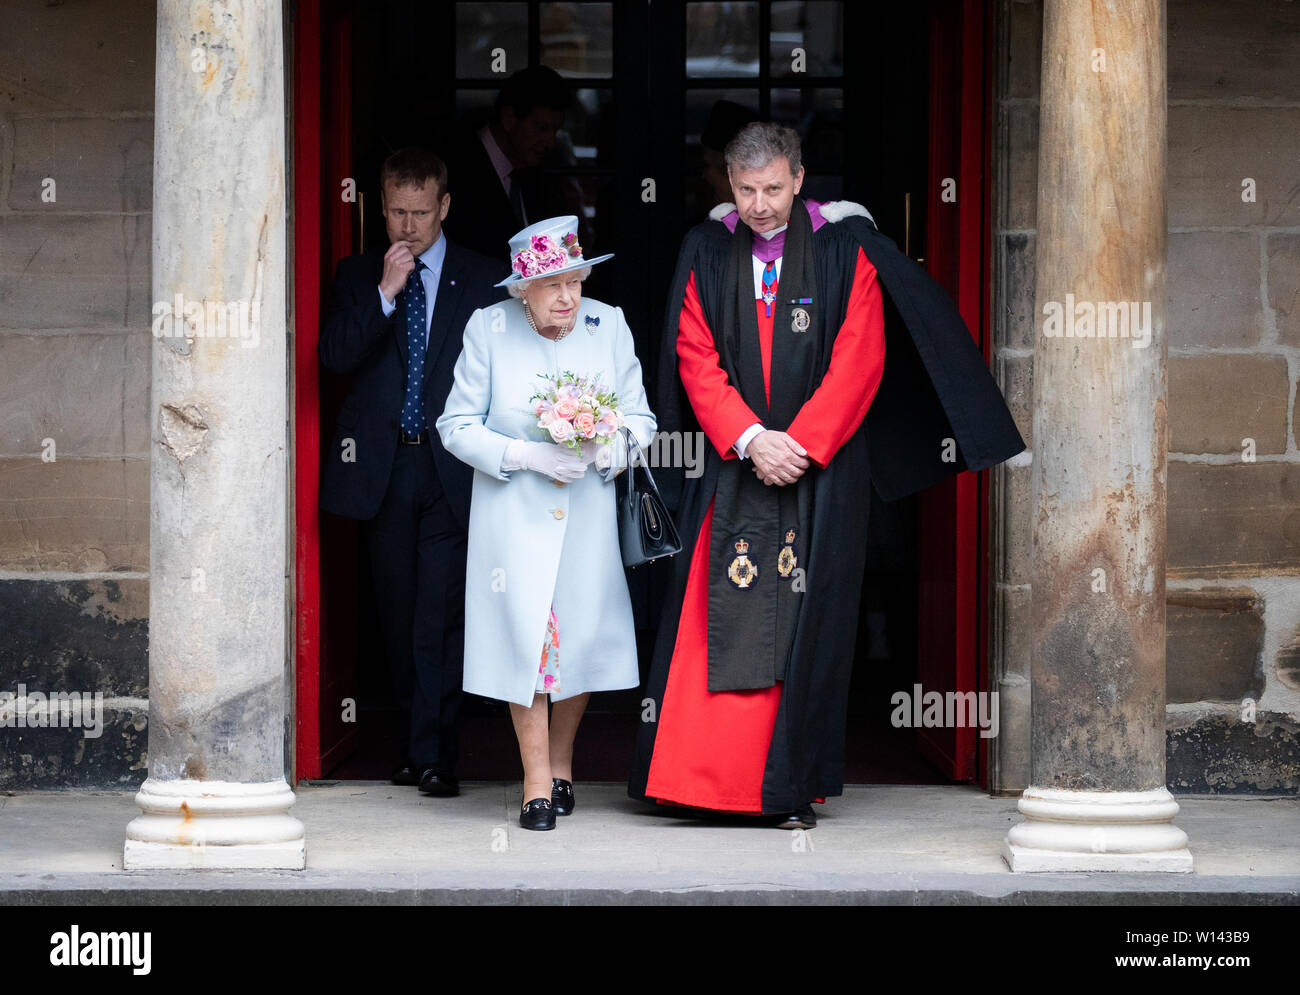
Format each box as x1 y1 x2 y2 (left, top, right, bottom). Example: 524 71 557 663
1004 0 1190 871
124 0 304 869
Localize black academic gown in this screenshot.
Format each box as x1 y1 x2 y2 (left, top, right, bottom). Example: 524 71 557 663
629 201 1026 814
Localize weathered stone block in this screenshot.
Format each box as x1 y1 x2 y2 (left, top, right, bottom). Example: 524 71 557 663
1169 0 1300 102
1169 462 1300 577
993 582 1032 681
1167 231 1265 348
1004 0 1042 100
1170 107 1300 227
1166 588 1265 703
0 457 148 572
1276 621 1300 692
0 331 150 456
0 215 151 329
1003 102 1038 230
1167 711 1299 794
1169 354 1289 454
1268 233 1300 348
997 351 1033 451
0 578 147 698
8 117 152 212
0 0 155 113
993 675 1030 793
0 703 147 790
995 460 1033 586
996 231 1036 350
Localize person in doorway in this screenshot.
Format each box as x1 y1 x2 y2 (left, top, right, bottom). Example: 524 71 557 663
436 216 655 831
698 99 758 212
318 147 504 798
629 123 1026 828
435 65 580 261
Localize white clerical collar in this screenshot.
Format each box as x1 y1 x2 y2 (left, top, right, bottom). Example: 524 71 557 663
757 222 788 240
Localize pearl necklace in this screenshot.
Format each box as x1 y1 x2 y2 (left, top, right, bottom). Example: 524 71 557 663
524 300 575 341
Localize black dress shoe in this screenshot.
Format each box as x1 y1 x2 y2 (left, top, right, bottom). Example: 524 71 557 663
417 769 459 797
519 797 556 831
551 777 575 816
391 763 420 787
775 804 817 830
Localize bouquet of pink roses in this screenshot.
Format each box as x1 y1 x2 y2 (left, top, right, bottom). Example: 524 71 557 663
529 370 623 453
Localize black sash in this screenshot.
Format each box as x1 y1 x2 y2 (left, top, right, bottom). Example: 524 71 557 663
705 200 823 691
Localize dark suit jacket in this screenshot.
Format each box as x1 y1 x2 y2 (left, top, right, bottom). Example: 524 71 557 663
437 125 575 260
317 237 506 528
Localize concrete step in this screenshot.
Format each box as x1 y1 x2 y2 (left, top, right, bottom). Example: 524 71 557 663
2 783 1297 905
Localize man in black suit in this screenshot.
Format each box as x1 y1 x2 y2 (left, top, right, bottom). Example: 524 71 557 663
319 147 504 797
437 65 577 260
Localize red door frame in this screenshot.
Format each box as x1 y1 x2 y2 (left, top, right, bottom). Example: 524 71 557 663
293 0 355 781
292 0 322 783
916 0 994 786
289 0 999 786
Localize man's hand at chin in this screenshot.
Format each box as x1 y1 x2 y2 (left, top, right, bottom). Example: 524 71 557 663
379 240 416 303
748 430 809 486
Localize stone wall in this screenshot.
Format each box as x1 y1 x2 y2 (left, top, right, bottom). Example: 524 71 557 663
991 0 1300 794
0 0 155 787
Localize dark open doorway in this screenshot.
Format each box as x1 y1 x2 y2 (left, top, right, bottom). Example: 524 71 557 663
294 0 992 788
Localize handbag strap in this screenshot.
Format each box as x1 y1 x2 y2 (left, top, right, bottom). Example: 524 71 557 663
621 426 641 469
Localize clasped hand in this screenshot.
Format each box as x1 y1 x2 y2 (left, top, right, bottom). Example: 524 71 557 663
507 439 612 483
748 430 809 486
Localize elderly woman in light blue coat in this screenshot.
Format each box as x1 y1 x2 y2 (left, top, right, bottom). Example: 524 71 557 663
436 216 655 831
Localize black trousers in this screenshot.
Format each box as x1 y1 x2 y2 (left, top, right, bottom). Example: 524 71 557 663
362 442 466 772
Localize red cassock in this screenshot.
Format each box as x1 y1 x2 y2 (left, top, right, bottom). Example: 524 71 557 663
644 247 887 812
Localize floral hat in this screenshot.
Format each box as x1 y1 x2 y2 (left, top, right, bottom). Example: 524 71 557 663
495 215 614 288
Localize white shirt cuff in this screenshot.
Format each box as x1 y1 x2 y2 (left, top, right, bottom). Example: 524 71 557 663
733 422 764 459
378 286 396 317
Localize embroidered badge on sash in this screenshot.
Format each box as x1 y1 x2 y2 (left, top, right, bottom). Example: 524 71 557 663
727 538 758 589
790 307 811 333
777 528 798 577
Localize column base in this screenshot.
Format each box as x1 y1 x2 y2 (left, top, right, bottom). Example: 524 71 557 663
1003 786 1193 873
123 778 306 870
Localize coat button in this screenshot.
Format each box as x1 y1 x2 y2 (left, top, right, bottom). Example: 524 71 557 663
553 508 565 520
553 480 566 488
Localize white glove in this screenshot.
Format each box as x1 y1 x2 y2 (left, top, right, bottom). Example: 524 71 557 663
503 439 587 482
580 439 614 470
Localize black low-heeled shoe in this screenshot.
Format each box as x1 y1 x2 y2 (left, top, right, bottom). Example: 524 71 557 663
551 778 575 816
775 803 817 830
519 797 556 831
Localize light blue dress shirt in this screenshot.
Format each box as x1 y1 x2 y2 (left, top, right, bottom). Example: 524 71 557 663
378 232 446 348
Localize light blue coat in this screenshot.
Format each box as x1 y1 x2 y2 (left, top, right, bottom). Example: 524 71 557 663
435 296 657 706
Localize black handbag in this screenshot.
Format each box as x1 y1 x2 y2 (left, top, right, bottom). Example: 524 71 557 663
615 427 682 568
